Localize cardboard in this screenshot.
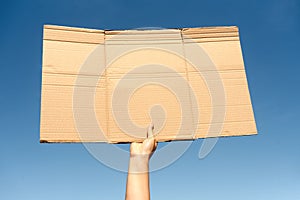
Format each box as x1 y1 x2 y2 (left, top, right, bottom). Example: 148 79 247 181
40 25 257 143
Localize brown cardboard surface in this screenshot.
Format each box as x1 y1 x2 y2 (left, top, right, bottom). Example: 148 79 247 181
40 25 257 143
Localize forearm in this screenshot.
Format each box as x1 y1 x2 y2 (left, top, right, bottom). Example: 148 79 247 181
125 156 150 200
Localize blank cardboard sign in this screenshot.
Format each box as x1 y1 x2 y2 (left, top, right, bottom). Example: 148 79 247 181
40 25 257 143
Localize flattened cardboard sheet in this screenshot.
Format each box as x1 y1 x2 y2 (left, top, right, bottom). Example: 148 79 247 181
40 25 257 143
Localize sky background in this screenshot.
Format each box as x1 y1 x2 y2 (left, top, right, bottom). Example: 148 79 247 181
0 0 300 199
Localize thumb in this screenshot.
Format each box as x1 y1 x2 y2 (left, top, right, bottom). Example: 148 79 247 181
147 123 154 138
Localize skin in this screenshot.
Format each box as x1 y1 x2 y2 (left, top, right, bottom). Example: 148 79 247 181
125 124 158 200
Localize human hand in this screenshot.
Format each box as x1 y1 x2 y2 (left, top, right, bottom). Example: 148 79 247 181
130 124 158 160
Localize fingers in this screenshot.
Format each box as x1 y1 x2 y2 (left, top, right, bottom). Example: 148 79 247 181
147 123 154 138
147 123 157 152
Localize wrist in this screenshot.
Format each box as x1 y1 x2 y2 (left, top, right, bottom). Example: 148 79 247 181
129 155 150 173
130 153 151 161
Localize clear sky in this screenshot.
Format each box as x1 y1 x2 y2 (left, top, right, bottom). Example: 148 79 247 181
0 0 299 199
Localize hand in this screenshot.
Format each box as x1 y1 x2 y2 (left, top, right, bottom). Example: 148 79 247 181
130 124 158 160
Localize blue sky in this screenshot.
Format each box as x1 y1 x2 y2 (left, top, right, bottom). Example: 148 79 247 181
0 0 300 199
